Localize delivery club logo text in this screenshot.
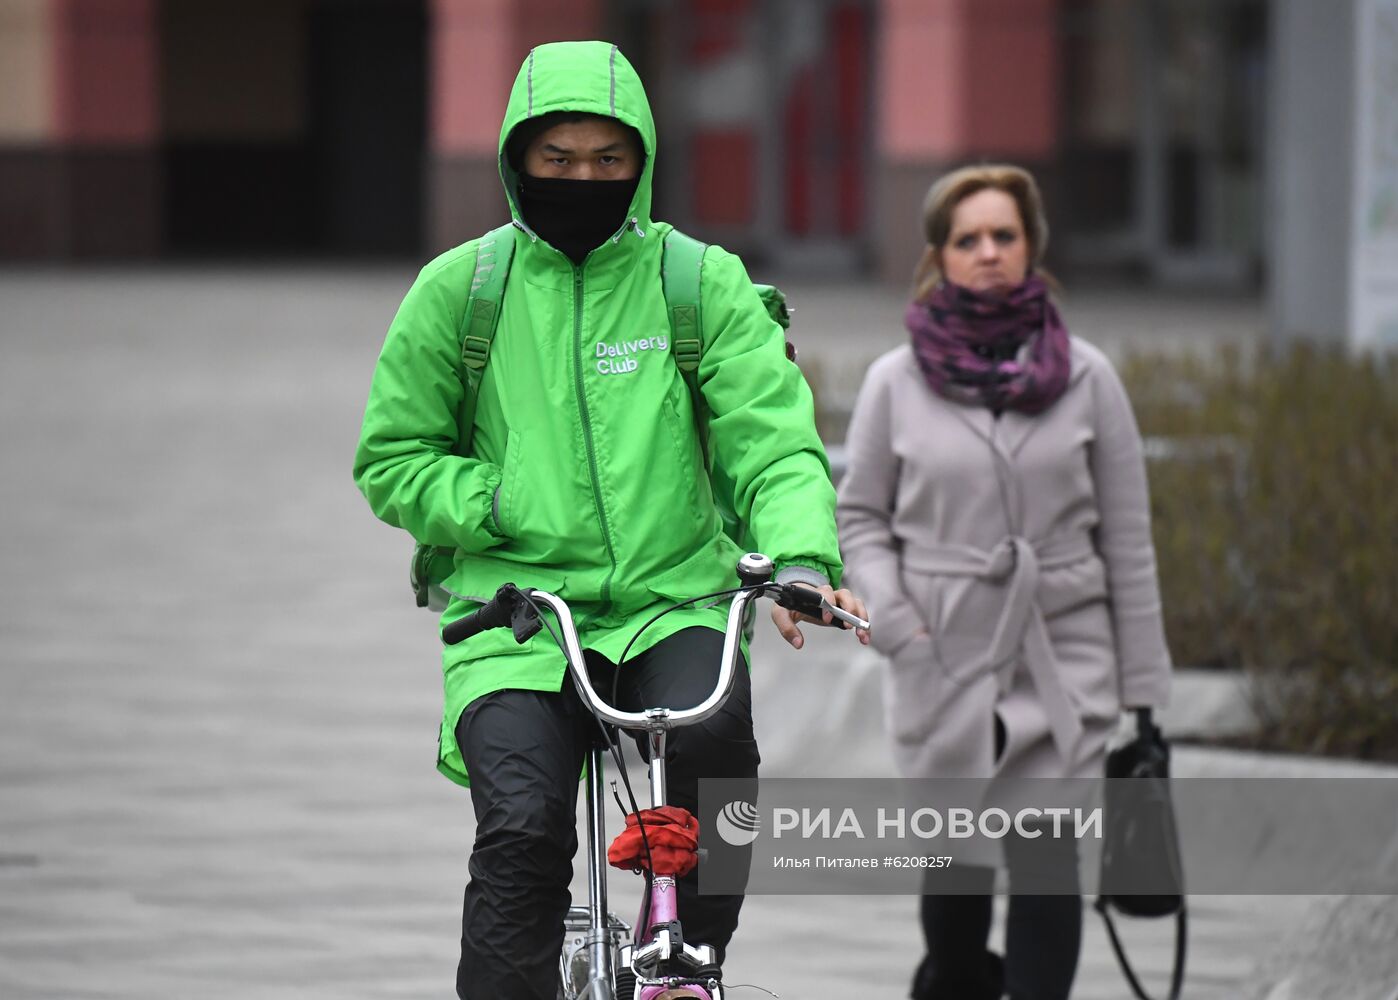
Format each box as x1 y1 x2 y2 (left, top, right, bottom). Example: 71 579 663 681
715 801 1101 846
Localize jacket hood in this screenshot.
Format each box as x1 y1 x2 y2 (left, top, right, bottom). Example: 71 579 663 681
498 41 657 233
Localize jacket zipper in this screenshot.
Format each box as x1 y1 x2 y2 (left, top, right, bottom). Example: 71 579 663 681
572 264 618 615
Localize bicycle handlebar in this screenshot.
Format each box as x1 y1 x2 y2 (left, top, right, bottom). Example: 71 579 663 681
439 583 521 644
439 554 868 732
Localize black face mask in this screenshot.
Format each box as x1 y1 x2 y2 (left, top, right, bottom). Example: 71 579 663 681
517 174 639 265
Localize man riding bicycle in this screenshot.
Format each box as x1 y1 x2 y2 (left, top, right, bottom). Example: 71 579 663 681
353 40 868 1000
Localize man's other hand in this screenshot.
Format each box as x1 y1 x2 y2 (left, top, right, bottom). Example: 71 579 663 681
770 583 871 650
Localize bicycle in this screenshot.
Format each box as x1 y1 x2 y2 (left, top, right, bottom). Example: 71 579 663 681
442 552 869 1000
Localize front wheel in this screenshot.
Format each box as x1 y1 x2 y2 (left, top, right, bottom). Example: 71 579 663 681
613 966 637 1000
557 966 618 1000
559 914 629 1000
559 953 619 1000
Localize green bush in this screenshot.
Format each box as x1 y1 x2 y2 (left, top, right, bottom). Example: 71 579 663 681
1122 346 1398 760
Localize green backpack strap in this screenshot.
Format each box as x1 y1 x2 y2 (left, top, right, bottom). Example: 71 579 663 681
660 228 796 452
663 228 759 551
456 223 517 456
662 228 707 391
411 223 516 610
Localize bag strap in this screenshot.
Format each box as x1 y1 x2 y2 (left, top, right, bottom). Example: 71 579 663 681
1094 901 1187 1000
661 228 709 454
456 223 517 456
410 225 516 610
662 229 706 372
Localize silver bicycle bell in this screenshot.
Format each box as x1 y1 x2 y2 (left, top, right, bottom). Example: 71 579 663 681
737 552 775 586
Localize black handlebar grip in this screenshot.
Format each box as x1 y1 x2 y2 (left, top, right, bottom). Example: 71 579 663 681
778 583 826 619
441 584 519 646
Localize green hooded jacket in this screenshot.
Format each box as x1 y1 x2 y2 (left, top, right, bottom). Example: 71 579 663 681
354 41 842 786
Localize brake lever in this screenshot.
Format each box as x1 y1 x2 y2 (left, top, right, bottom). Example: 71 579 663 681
821 599 870 631
778 584 870 631
511 592 543 643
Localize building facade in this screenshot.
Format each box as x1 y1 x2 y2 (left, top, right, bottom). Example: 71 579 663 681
3 0 1384 349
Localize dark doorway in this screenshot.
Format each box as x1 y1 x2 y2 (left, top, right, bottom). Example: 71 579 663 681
159 0 426 258
307 0 427 256
1057 0 1268 286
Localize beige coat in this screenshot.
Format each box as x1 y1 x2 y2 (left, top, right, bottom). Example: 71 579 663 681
837 337 1171 783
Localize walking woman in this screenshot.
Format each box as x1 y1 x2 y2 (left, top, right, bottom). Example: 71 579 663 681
836 164 1172 1000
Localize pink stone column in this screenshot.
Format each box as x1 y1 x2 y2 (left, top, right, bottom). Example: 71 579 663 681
51 0 162 256
426 0 603 254
874 0 1060 282
51 0 158 146
0 0 161 258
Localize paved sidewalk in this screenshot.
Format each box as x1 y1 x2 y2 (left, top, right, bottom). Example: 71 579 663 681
0 269 1387 999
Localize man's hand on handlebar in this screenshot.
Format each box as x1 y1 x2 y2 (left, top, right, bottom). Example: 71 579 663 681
770 583 870 650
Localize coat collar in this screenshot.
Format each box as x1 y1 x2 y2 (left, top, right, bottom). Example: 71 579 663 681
511 216 651 288
938 338 1093 458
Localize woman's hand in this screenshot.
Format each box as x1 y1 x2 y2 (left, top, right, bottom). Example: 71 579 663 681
771 583 871 649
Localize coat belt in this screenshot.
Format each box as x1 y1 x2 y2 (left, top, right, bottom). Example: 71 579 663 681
902 533 1097 765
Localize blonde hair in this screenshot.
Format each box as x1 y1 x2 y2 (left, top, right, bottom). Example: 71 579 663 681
912 163 1051 302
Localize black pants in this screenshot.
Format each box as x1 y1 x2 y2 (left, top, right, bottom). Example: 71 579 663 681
910 716 1083 1000
911 842 1083 1000
454 627 760 1000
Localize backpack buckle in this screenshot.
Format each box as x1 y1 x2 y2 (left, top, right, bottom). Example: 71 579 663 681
461 334 492 370
673 335 701 372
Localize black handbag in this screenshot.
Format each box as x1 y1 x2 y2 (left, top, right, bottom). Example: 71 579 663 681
1094 709 1187 1000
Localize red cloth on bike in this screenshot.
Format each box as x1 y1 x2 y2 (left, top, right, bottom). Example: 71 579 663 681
606 806 700 877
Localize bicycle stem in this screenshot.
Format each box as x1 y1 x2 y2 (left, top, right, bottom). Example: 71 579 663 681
584 744 612 994
647 727 667 807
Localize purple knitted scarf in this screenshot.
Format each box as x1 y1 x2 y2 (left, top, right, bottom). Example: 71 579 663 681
904 275 1071 415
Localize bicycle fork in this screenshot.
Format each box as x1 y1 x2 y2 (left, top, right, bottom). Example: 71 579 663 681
570 744 623 1000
